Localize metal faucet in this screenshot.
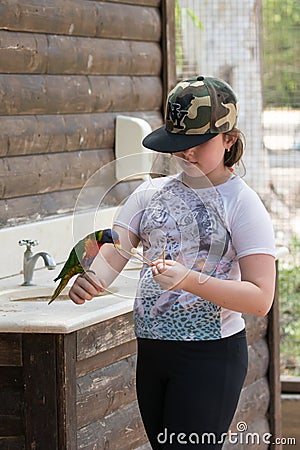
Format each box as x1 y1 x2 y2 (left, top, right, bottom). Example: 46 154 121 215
19 239 56 286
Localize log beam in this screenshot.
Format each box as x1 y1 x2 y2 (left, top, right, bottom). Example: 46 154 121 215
0 32 161 76
0 0 161 41
0 112 162 157
0 75 162 116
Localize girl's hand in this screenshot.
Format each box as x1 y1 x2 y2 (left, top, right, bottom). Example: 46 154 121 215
68 271 106 305
152 259 189 291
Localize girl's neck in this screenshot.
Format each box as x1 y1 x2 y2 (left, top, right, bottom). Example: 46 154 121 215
182 168 233 189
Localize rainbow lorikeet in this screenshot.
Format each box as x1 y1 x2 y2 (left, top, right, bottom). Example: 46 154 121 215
48 229 120 304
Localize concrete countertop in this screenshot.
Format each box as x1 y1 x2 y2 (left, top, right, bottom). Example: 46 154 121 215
0 263 140 334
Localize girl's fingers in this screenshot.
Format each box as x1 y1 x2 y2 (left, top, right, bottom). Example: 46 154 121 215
81 271 106 293
152 259 175 275
153 259 175 267
69 273 105 304
73 282 94 300
69 291 86 305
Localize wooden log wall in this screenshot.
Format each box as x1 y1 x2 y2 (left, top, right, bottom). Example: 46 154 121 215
0 0 164 227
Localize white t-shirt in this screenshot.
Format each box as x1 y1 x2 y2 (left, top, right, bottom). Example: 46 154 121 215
114 174 276 341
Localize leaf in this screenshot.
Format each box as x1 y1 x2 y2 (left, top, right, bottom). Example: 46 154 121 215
186 8 203 30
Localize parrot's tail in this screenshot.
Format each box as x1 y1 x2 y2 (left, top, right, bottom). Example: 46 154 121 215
48 277 69 305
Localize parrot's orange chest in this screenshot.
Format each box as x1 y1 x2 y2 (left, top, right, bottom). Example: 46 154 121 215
84 237 101 258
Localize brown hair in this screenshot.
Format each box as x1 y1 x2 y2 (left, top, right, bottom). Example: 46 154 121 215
223 128 245 168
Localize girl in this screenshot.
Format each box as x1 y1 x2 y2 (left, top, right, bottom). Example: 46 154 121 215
69 76 276 449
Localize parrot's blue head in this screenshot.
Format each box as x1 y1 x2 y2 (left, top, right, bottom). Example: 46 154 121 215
99 229 120 246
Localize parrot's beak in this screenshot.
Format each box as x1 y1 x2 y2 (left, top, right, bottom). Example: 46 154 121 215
114 240 121 249
110 229 120 247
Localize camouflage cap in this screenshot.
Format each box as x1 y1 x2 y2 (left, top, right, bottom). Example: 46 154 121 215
142 75 239 153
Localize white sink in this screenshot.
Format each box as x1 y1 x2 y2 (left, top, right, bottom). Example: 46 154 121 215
0 284 120 302
0 285 63 302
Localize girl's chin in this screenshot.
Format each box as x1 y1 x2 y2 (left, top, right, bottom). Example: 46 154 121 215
177 159 201 173
182 165 206 177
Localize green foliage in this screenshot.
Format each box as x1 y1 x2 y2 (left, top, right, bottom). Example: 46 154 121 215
185 9 203 31
279 236 300 375
263 0 300 108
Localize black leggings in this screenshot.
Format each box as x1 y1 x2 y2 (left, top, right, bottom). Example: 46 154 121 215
136 329 248 449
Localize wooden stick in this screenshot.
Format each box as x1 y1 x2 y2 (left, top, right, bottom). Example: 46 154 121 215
131 248 154 266
116 245 153 266
162 247 165 269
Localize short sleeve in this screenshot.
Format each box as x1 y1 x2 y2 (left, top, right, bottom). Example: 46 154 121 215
113 177 168 237
113 183 146 236
226 180 276 259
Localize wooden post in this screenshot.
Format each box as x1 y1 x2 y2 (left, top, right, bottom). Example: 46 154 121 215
56 333 77 450
161 0 177 114
22 333 77 450
267 260 282 448
23 334 59 450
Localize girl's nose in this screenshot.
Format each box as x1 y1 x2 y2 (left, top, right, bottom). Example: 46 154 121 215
182 147 195 158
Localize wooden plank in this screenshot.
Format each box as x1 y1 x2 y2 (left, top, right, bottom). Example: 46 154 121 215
0 149 114 199
77 312 135 361
281 395 300 446
0 415 23 437
161 0 177 113
77 400 147 450
0 111 162 157
0 179 142 228
0 190 80 227
0 437 25 449
0 75 162 116
0 31 47 74
244 338 269 387
76 339 137 378
77 355 137 428
91 0 160 6
267 260 282 448
56 333 77 450
281 376 300 393
230 377 270 430
0 334 22 366
0 367 24 437
22 334 58 450
0 32 161 76
0 1 161 42
0 367 22 388
244 314 268 346
0 388 23 418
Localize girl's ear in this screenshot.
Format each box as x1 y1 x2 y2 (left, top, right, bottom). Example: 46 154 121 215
223 133 238 148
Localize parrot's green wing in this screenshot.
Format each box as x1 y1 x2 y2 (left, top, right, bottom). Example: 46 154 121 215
53 239 86 282
48 265 83 304
48 238 88 304
49 229 115 304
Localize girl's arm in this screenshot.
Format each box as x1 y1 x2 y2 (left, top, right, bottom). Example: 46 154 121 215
152 254 276 316
69 225 140 304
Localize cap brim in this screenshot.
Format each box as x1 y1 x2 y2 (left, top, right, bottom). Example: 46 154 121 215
142 126 219 153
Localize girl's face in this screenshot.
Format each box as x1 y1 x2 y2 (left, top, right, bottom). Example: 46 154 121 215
173 134 235 185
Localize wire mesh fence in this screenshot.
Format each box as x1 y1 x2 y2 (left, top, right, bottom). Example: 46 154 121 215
176 0 300 375
262 0 300 376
